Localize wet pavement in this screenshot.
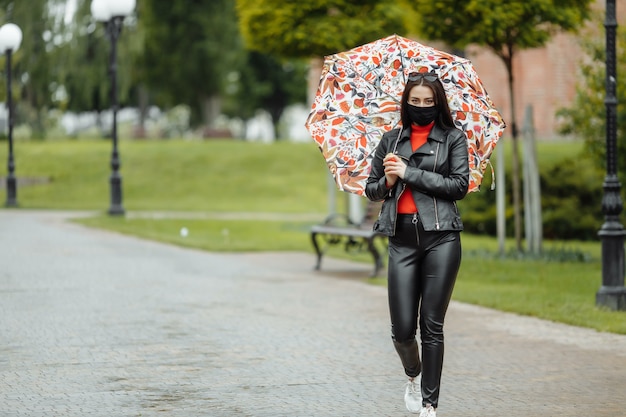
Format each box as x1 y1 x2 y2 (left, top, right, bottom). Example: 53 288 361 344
1 210 626 417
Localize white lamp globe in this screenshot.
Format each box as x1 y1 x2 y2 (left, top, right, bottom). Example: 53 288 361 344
0 23 23 53
107 0 136 17
91 0 112 22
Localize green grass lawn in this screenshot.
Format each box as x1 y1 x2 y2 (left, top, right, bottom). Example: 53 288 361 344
3 138 625 334
3 139 340 213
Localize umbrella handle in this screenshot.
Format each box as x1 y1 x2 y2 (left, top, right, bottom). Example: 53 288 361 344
391 128 403 154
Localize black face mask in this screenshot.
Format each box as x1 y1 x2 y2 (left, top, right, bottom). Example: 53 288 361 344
407 104 438 126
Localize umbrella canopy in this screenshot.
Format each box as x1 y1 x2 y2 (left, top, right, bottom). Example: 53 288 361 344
305 34 506 195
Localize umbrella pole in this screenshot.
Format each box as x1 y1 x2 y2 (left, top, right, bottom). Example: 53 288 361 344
327 172 337 218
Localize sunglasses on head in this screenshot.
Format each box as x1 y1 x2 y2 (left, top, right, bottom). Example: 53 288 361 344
407 72 438 82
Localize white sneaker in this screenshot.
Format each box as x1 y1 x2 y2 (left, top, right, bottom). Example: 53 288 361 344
404 379 421 413
419 404 436 417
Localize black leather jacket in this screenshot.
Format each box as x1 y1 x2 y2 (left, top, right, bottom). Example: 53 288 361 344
365 124 470 236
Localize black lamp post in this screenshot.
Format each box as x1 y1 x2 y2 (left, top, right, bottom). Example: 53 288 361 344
91 0 135 216
596 0 626 310
0 23 22 207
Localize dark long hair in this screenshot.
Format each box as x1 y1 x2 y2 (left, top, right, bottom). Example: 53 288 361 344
400 72 456 130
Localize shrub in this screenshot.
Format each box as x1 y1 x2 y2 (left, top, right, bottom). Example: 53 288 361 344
459 156 617 241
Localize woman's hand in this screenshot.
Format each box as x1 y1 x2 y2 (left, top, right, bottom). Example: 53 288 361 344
383 153 407 186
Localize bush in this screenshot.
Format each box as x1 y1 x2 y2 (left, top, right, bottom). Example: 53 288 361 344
459 156 617 241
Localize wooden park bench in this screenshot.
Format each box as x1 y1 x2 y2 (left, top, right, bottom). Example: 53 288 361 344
310 200 386 277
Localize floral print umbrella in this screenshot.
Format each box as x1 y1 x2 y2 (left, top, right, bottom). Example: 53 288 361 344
305 34 506 196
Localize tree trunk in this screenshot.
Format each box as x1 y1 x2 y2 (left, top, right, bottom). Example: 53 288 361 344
496 139 506 255
96 110 104 137
504 52 523 252
202 95 221 127
34 107 46 140
201 95 224 138
307 56 323 105
134 85 149 139
522 104 542 254
269 108 283 141
308 56 339 217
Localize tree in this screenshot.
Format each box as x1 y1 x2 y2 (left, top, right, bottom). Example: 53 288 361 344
236 0 408 104
55 0 138 134
140 0 243 128
236 0 408 217
236 0 407 59
0 0 66 138
407 0 593 251
557 11 626 191
235 1 408 139
222 51 308 139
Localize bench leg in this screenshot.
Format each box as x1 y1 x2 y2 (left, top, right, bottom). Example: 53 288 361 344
366 237 384 277
310 232 323 270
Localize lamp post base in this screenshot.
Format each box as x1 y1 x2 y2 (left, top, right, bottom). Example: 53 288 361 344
5 176 17 207
597 227 626 310
108 176 125 216
107 205 125 216
596 286 626 311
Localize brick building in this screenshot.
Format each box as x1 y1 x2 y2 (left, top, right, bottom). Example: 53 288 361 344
466 0 626 139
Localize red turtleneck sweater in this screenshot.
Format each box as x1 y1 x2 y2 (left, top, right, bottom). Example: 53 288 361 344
397 122 433 214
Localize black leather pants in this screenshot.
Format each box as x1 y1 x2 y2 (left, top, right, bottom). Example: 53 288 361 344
388 213 461 408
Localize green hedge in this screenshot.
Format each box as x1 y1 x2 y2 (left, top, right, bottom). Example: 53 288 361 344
458 156 617 241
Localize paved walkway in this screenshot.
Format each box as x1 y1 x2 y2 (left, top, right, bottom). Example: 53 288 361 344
1 210 626 417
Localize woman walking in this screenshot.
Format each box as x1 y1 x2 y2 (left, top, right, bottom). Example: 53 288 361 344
365 72 469 416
